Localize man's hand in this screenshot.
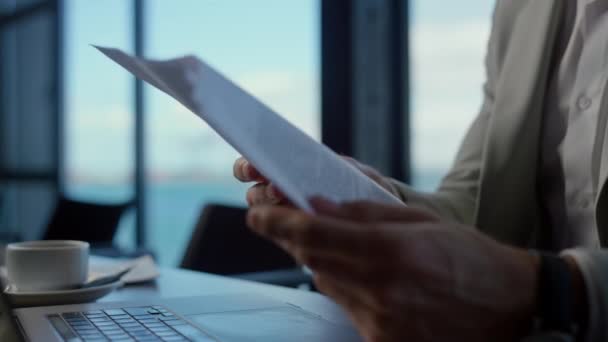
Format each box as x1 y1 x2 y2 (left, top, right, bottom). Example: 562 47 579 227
247 198 539 342
233 156 400 206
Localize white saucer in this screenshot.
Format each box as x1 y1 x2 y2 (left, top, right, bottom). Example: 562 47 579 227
4 280 123 307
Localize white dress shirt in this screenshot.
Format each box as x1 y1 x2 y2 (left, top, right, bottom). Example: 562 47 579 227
541 0 608 250
540 1 608 340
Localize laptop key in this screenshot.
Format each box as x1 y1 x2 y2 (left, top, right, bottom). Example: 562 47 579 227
62 312 84 319
99 325 122 331
105 332 130 338
121 323 144 330
90 317 112 323
116 318 137 324
124 307 152 316
72 326 95 332
67 318 89 324
137 318 159 324
94 321 118 326
104 309 127 316
85 310 104 315
85 313 106 318
71 322 94 327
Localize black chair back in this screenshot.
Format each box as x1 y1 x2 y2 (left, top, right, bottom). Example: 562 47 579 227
44 197 131 245
181 204 296 275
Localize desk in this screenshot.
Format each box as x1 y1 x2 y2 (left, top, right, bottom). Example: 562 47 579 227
99 267 354 328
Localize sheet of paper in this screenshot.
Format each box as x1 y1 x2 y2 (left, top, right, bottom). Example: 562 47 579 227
95 46 404 212
89 255 160 284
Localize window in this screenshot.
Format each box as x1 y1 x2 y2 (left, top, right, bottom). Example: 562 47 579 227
410 1 495 191
64 0 135 247
145 0 320 265
64 0 320 266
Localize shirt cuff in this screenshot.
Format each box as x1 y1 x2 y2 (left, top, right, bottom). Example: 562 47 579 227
560 248 608 341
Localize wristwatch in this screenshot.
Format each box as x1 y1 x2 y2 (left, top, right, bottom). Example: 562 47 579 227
535 253 576 335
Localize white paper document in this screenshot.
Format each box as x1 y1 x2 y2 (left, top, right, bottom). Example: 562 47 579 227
96 46 403 212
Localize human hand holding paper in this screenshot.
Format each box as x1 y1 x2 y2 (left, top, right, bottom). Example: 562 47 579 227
95 46 404 212
234 156 403 207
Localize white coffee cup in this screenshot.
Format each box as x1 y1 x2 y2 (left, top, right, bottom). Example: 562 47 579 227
6 240 89 292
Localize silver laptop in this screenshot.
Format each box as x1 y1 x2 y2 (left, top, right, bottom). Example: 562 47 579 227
1 286 361 341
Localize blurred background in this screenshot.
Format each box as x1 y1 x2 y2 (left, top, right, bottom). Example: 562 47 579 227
0 0 494 267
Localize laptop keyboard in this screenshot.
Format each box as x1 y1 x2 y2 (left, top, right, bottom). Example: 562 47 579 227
52 306 217 341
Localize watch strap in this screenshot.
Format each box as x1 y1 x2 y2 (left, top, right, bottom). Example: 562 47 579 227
537 253 575 334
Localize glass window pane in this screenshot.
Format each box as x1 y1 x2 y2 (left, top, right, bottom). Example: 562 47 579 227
411 1 495 191
63 1 135 247
146 0 320 266
64 0 133 201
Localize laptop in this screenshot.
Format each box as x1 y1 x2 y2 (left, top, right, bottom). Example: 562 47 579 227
1 285 361 341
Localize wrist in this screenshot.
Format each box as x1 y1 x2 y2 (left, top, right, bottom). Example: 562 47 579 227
561 255 588 332
504 248 540 338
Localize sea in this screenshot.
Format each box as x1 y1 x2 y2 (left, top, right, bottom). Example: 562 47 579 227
72 169 445 267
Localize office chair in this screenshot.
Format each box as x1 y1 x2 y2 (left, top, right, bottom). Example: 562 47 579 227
181 204 310 287
43 196 132 247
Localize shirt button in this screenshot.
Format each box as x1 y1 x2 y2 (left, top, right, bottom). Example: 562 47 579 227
577 95 592 111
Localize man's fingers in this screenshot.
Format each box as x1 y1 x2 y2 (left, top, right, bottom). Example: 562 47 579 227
313 274 362 310
233 157 248 181
310 197 439 223
312 274 371 333
233 157 266 182
246 183 287 206
247 205 370 256
305 252 392 287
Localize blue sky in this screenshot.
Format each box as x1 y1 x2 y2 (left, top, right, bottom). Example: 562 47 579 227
64 0 495 187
